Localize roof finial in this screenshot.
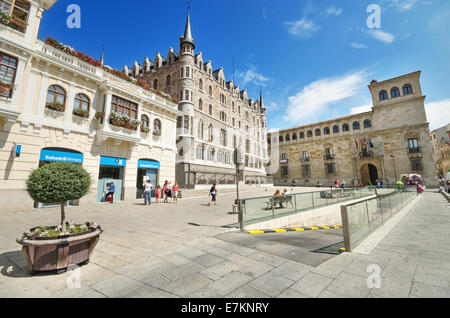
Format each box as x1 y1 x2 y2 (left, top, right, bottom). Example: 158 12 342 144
100 44 104 66
182 1 194 45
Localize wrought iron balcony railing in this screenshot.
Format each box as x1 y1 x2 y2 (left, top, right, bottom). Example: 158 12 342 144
407 147 421 154
323 154 335 160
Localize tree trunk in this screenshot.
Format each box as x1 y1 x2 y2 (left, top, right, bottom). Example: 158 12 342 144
61 201 66 233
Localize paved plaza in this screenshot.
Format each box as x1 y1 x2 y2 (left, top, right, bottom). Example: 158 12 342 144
0 187 449 298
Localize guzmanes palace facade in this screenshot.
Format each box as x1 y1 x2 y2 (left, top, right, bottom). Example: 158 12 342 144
267 71 438 187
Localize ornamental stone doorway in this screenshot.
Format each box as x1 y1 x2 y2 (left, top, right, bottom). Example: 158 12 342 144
361 163 379 186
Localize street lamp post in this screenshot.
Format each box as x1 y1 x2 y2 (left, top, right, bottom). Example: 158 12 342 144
391 153 397 182
234 149 243 231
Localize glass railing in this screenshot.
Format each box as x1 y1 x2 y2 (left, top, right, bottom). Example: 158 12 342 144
341 188 417 252
240 187 389 226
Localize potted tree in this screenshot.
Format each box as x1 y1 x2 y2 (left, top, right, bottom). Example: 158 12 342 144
17 162 103 274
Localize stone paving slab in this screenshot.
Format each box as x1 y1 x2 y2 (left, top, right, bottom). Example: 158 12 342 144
0 191 449 298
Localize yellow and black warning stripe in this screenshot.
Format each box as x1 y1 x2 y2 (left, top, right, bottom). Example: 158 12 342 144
247 226 342 235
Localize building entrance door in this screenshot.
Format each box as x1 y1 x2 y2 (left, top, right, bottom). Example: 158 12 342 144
136 160 160 199
361 164 379 186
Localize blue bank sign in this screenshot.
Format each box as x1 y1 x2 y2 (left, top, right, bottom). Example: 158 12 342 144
100 156 127 167
138 160 160 170
40 150 83 164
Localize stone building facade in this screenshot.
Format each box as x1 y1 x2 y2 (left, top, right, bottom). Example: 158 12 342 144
0 0 180 212
268 71 438 187
128 11 269 188
430 124 450 177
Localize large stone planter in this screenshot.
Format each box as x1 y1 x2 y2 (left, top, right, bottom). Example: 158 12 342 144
16 225 103 274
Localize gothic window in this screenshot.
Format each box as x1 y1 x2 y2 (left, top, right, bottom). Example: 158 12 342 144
153 79 158 90
209 86 213 96
220 129 227 146
364 119 372 128
324 127 330 135
199 99 203 111
199 78 203 90
208 124 213 142
342 123 349 132
292 133 297 140
141 114 149 129
307 130 313 138
391 87 400 98
279 135 284 142
166 75 171 87
285 134 290 141
353 121 360 130
198 120 204 139
209 104 213 115
315 129 321 136
403 84 413 95
299 132 305 139
379 90 388 101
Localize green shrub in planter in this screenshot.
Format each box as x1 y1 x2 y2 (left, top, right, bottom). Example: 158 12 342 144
26 162 91 233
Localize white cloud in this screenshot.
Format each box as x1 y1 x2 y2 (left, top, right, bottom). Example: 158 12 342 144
284 18 321 39
284 71 368 124
385 0 417 11
326 7 343 16
350 105 373 115
351 42 368 49
425 99 450 130
236 66 269 87
367 30 396 44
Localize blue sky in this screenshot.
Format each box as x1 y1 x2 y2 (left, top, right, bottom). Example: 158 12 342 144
39 0 450 130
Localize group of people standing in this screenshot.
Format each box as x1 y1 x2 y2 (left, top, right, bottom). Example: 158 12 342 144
142 180 180 205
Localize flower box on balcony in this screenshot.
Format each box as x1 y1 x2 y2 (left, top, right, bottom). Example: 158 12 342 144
141 127 150 134
73 109 89 118
46 102 65 112
95 112 105 120
0 81 14 97
109 113 140 131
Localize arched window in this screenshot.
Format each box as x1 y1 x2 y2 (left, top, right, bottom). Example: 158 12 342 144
379 90 388 101
299 132 305 139
324 127 330 135
315 129 321 136
141 115 149 128
292 133 297 140
220 129 227 146
209 104 213 115
166 75 171 87
199 79 203 90
46 85 66 111
353 121 360 130
198 120 204 139
279 135 284 142
153 79 158 90
285 134 290 141
333 125 339 133
391 87 400 98
153 119 161 136
342 123 349 132
208 124 213 142
246 140 250 153
209 86 213 96
74 93 89 111
364 119 372 128
403 84 413 95
199 99 203 111
307 130 313 138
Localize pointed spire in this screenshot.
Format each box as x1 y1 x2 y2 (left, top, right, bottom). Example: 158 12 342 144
260 89 265 108
100 45 104 66
182 6 194 45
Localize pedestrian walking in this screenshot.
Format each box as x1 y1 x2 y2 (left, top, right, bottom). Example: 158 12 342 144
208 183 217 206
172 182 179 204
105 181 115 204
341 180 346 190
155 185 161 203
143 180 154 206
